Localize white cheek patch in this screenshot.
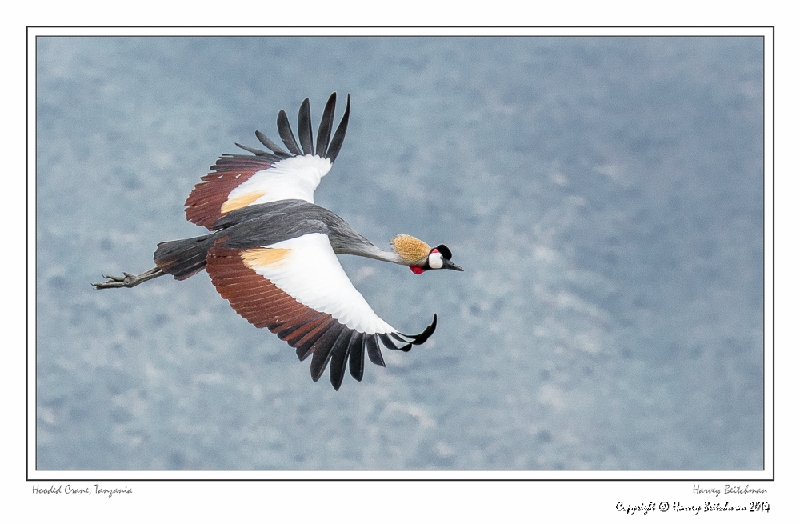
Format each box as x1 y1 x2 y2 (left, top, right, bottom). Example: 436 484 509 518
428 252 444 269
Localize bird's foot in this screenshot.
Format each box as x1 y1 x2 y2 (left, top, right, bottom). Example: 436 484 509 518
92 267 164 289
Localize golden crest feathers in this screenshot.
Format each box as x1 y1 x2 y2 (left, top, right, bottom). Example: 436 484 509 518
391 234 431 265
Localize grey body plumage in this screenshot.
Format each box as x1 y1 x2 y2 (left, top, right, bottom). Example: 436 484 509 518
154 199 404 280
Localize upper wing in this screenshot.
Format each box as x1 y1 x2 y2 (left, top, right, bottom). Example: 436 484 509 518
205 232 436 389
185 93 350 230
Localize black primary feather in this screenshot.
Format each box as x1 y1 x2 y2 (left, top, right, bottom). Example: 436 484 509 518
255 130 290 157
233 142 270 156
316 93 337 158
309 324 346 381
349 335 366 381
364 335 385 367
297 98 314 155
277 109 302 155
326 94 350 162
330 331 358 390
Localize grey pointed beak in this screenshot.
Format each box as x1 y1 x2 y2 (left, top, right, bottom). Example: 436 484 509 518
443 259 463 271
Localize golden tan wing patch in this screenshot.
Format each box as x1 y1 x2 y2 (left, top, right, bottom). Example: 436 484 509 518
221 191 267 214
240 247 291 269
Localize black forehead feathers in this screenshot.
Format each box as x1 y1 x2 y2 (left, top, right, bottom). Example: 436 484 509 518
434 244 453 260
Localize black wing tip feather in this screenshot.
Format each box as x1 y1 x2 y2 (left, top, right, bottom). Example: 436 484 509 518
323 315 437 390
235 93 350 164
297 98 314 155
233 142 270 156
330 331 359 390
402 314 438 345
349 334 367 382
255 130 290 157
315 92 338 157
277 109 302 155
325 93 350 163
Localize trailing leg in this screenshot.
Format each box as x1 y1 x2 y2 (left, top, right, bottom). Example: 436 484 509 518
92 267 164 289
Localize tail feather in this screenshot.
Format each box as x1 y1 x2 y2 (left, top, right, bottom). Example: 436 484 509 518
154 234 216 280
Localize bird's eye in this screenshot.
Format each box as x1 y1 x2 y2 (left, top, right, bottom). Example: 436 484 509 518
428 252 444 269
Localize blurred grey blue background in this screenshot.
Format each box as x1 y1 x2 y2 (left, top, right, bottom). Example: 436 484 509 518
36 36 764 471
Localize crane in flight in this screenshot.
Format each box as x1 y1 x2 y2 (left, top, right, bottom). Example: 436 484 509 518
94 93 462 389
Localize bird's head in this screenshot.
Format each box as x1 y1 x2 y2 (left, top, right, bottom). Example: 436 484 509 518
391 234 463 274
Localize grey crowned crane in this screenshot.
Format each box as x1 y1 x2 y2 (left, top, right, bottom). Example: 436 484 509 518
93 93 462 390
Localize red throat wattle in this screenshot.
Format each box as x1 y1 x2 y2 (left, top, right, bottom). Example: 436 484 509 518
410 266 425 274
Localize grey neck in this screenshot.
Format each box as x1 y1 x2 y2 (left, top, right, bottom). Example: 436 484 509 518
335 242 406 265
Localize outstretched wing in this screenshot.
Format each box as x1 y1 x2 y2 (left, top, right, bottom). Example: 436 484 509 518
185 93 350 230
205 232 436 389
